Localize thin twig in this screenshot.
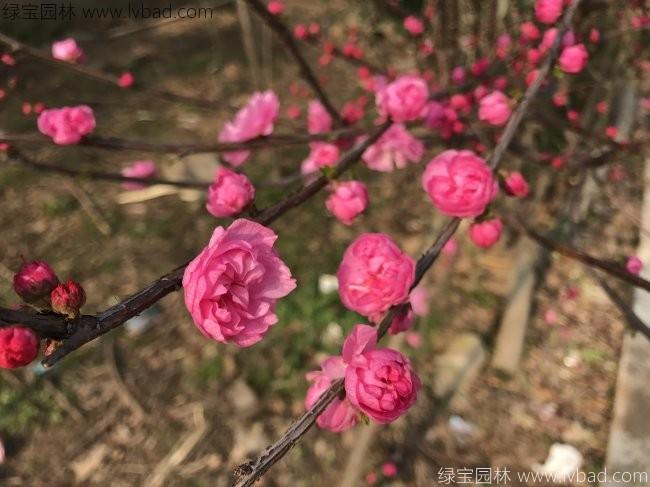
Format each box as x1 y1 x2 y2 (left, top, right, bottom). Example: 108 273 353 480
243 0 343 125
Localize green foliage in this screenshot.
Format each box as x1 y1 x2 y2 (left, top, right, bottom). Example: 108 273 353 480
0 380 63 435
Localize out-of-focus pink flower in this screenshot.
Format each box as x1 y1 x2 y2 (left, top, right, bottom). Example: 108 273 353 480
365 472 378 485
520 22 540 42
182 219 296 347
551 156 565 169
422 150 498 217
526 69 541 87
566 109 580 123
496 34 512 59
37 105 95 145
305 356 359 432
504 171 530 197
553 91 567 107
478 90 511 126
405 331 422 348
118 72 135 88
307 100 333 134
343 325 420 423
410 286 429 317
13 260 59 306
442 238 458 256
21 102 32 115
626 256 643 275
342 101 364 124
424 101 463 139
0 326 39 369
293 24 308 39
451 66 466 85
535 0 563 24
605 126 618 139
404 16 424 36
326 180 369 225
381 462 398 478
493 76 508 91
539 28 558 52
544 309 558 325
121 160 157 190
1 53 15 66
362 123 423 172
376 74 429 122
469 218 503 248
0 436 4 464
51 38 83 62
527 48 542 65
33 102 45 114
337 234 415 319
206 167 255 217
267 0 284 15
301 142 340 175
50 279 86 319
589 28 600 44
471 58 490 77
218 91 279 166
286 104 301 119
596 101 608 114
558 43 588 73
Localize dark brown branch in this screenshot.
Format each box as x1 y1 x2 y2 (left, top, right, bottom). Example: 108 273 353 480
0 127 363 155
511 217 650 293
231 2 583 484
9 121 390 367
243 0 343 126
0 32 220 110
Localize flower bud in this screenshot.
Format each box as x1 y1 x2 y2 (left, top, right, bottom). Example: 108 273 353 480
13 260 59 307
0 326 39 369
50 280 86 319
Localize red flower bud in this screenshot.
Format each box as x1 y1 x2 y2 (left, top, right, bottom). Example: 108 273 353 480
50 280 86 319
0 326 39 369
13 260 59 307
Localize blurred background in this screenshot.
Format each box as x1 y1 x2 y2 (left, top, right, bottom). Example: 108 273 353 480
0 0 648 485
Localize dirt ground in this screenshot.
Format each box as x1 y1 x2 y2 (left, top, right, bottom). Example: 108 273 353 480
0 2 646 486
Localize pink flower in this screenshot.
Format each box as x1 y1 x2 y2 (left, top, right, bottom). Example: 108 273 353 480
410 286 429 317
558 44 588 74
605 126 618 139
404 16 424 36
365 472 378 485
1 53 15 66
308 100 333 134
596 101 608 114
343 325 420 423
51 38 83 62
544 309 558 325
589 28 600 44
381 462 398 477
206 168 255 217
376 74 429 122
301 142 340 175
520 22 540 42
118 72 135 88
37 105 95 145
50 279 86 319
535 0 563 24
182 219 296 347
362 123 423 172
342 101 364 124
626 256 643 275
121 160 157 190
422 150 498 217
505 171 530 197
442 238 458 256
337 234 415 319
405 331 422 348
496 34 512 59
478 90 511 126
267 0 284 15
293 24 308 39
0 326 39 369
539 28 559 52
469 219 503 248
305 356 358 432
451 67 466 85
13 260 59 306
218 91 280 166
326 180 369 225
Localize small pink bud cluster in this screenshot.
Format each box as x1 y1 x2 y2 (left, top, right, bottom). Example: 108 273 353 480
305 324 420 431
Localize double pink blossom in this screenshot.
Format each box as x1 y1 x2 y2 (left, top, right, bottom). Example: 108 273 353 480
37 105 96 145
307 100 333 134
422 150 498 217
534 0 563 24
301 142 340 175
337 234 415 320
218 91 279 166
0 326 39 369
558 44 588 74
469 219 503 248
51 38 84 62
182 219 296 347
206 168 255 217
326 180 369 225
362 123 424 172
305 356 358 432
478 91 511 126
343 325 421 423
403 16 424 36
376 75 429 122
121 160 157 190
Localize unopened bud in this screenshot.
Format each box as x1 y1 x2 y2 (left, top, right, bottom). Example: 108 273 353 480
50 280 86 319
13 260 59 307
